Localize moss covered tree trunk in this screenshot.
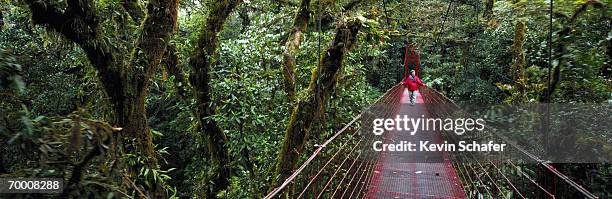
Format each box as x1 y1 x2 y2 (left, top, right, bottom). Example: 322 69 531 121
162 44 187 100
24 0 178 196
510 20 526 102
483 0 494 19
0 9 4 28
460 43 469 68
281 0 311 101
270 18 361 190
187 0 241 197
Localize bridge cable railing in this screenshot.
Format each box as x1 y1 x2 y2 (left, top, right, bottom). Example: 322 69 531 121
419 86 599 199
265 85 404 199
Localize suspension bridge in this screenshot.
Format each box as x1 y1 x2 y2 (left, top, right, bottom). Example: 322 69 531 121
263 0 602 197
264 85 600 199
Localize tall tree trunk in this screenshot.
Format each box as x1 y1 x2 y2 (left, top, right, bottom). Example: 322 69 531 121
0 9 4 28
604 37 611 78
187 0 241 198
270 18 361 191
483 0 494 19
239 6 251 34
510 20 526 102
281 0 311 101
460 43 469 68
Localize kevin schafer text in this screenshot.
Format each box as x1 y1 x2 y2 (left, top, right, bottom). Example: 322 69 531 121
373 140 507 152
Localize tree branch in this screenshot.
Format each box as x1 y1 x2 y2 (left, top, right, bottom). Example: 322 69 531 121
162 43 187 100
187 0 242 197
540 0 606 102
280 0 311 101
570 0 604 24
24 0 122 105
121 0 146 23
0 9 4 28
276 0 299 7
130 0 179 92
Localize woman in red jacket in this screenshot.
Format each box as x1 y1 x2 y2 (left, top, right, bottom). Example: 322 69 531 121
400 70 425 105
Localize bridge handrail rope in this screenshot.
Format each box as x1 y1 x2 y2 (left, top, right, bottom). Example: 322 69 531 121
302 86 402 198
507 160 556 198
264 85 403 199
480 117 599 198
420 86 599 199
421 87 532 198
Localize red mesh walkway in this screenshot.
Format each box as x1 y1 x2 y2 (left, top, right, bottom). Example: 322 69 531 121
366 88 465 199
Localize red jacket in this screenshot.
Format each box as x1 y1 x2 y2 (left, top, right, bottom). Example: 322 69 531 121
401 75 425 91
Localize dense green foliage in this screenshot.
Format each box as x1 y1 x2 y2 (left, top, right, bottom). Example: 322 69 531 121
0 0 610 198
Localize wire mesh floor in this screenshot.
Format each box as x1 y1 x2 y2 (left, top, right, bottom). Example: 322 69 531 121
366 89 465 199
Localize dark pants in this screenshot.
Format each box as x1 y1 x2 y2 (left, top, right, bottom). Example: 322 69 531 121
408 90 418 105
